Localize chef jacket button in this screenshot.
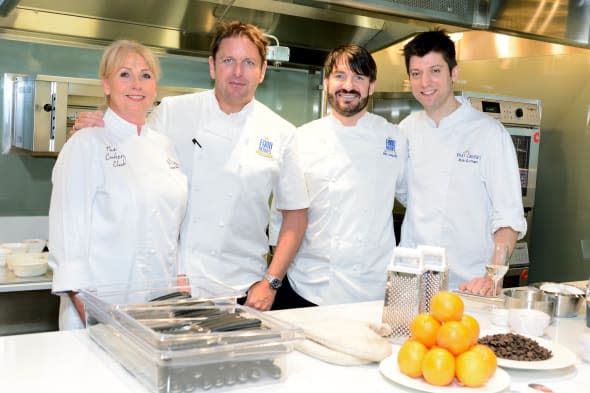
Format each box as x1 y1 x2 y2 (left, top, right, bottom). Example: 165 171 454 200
219 221 224 228
228 192 233 197
331 178 336 182
352 264 361 271
210 251 216 256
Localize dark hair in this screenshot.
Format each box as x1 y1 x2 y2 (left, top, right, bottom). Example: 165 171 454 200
323 44 377 82
210 20 269 63
403 29 457 75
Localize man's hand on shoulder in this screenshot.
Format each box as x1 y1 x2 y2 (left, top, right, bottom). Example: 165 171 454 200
71 110 106 136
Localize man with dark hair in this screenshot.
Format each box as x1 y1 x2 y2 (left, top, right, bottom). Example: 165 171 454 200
74 21 309 310
270 44 408 308
399 29 526 295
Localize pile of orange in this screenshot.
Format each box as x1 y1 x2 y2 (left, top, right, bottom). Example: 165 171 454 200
397 291 497 387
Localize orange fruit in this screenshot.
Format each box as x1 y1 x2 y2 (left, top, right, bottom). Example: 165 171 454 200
430 291 464 323
421 347 456 386
436 321 471 356
460 314 480 346
410 313 441 348
456 348 493 387
397 339 428 378
470 344 497 379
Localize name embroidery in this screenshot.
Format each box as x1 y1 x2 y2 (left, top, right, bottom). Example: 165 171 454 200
456 150 481 164
256 137 274 158
383 137 398 157
105 145 126 167
167 158 180 169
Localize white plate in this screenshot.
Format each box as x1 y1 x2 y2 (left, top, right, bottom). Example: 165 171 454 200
379 351 511 393
489 334 578 370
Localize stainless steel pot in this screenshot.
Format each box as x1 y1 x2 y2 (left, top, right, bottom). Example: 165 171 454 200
502 288 555 322
532 282 585 318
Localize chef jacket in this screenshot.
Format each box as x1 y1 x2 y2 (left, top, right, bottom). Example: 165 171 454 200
270 112 408 305
49 109 188 329
399 97 527 289
148 90 309 293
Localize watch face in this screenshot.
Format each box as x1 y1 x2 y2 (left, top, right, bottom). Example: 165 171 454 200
269 278 282 289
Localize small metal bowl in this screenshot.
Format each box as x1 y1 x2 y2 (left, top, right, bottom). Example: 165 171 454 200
532 282 585 318
502 287 555 322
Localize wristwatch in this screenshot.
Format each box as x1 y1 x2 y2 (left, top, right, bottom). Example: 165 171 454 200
263 273 283 290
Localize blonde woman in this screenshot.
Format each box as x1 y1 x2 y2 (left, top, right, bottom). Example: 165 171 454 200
48 40 188 330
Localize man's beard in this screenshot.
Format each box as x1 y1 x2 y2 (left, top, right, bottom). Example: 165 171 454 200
328 89 369 117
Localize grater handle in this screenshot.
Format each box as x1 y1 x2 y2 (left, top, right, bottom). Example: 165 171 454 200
388 247 424 274
418 245 448 272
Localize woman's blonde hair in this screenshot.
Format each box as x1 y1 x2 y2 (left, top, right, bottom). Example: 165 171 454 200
99 40 161 81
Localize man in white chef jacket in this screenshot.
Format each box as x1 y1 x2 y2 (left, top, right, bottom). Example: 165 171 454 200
269 45 408 308
74 21 309 310
399 30 527 294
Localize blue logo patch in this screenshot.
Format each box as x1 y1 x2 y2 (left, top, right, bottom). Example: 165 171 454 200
256 137 274 158
383 137 397 158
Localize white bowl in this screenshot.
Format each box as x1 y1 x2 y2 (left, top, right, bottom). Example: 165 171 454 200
1 242 27 255
0 246 10 267
509 308 551 336
23 238 46 253
6 252 49 276
491 307 509 327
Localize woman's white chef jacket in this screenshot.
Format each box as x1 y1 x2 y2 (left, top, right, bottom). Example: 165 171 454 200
49 109 188 330
399 97 527 289
270 112 408 305
148 90 309 293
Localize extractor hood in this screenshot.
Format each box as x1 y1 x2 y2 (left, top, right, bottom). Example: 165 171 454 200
0 1 589 68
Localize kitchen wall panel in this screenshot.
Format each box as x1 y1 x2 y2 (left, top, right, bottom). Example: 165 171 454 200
373 31 590 284
0 38 321 217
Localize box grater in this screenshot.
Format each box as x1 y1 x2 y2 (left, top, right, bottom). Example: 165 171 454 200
418 245 448 314
382 247 424 343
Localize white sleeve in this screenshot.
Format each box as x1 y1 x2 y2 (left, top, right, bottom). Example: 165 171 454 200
482 124 527 239
394 134 409 207
48 133 101 293
273 126 310 210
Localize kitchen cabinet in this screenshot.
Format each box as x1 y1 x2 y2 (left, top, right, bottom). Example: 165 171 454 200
0 268 58 336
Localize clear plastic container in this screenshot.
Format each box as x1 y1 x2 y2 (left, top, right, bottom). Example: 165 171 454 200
78 280 303 393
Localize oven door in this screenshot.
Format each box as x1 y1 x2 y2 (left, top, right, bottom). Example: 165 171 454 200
506 127 540 209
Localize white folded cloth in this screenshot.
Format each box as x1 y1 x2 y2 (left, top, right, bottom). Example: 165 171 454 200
285 317 393 366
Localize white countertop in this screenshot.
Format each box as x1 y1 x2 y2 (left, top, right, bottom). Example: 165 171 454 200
0 299 589 393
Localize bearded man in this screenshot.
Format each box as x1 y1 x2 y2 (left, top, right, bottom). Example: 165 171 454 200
269 45 408 308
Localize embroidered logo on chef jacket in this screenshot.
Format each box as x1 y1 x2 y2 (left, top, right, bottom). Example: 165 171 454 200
456 150 481 164
167 158 180 169
256 137 274 158
105 145 126 167
383 137 398 158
